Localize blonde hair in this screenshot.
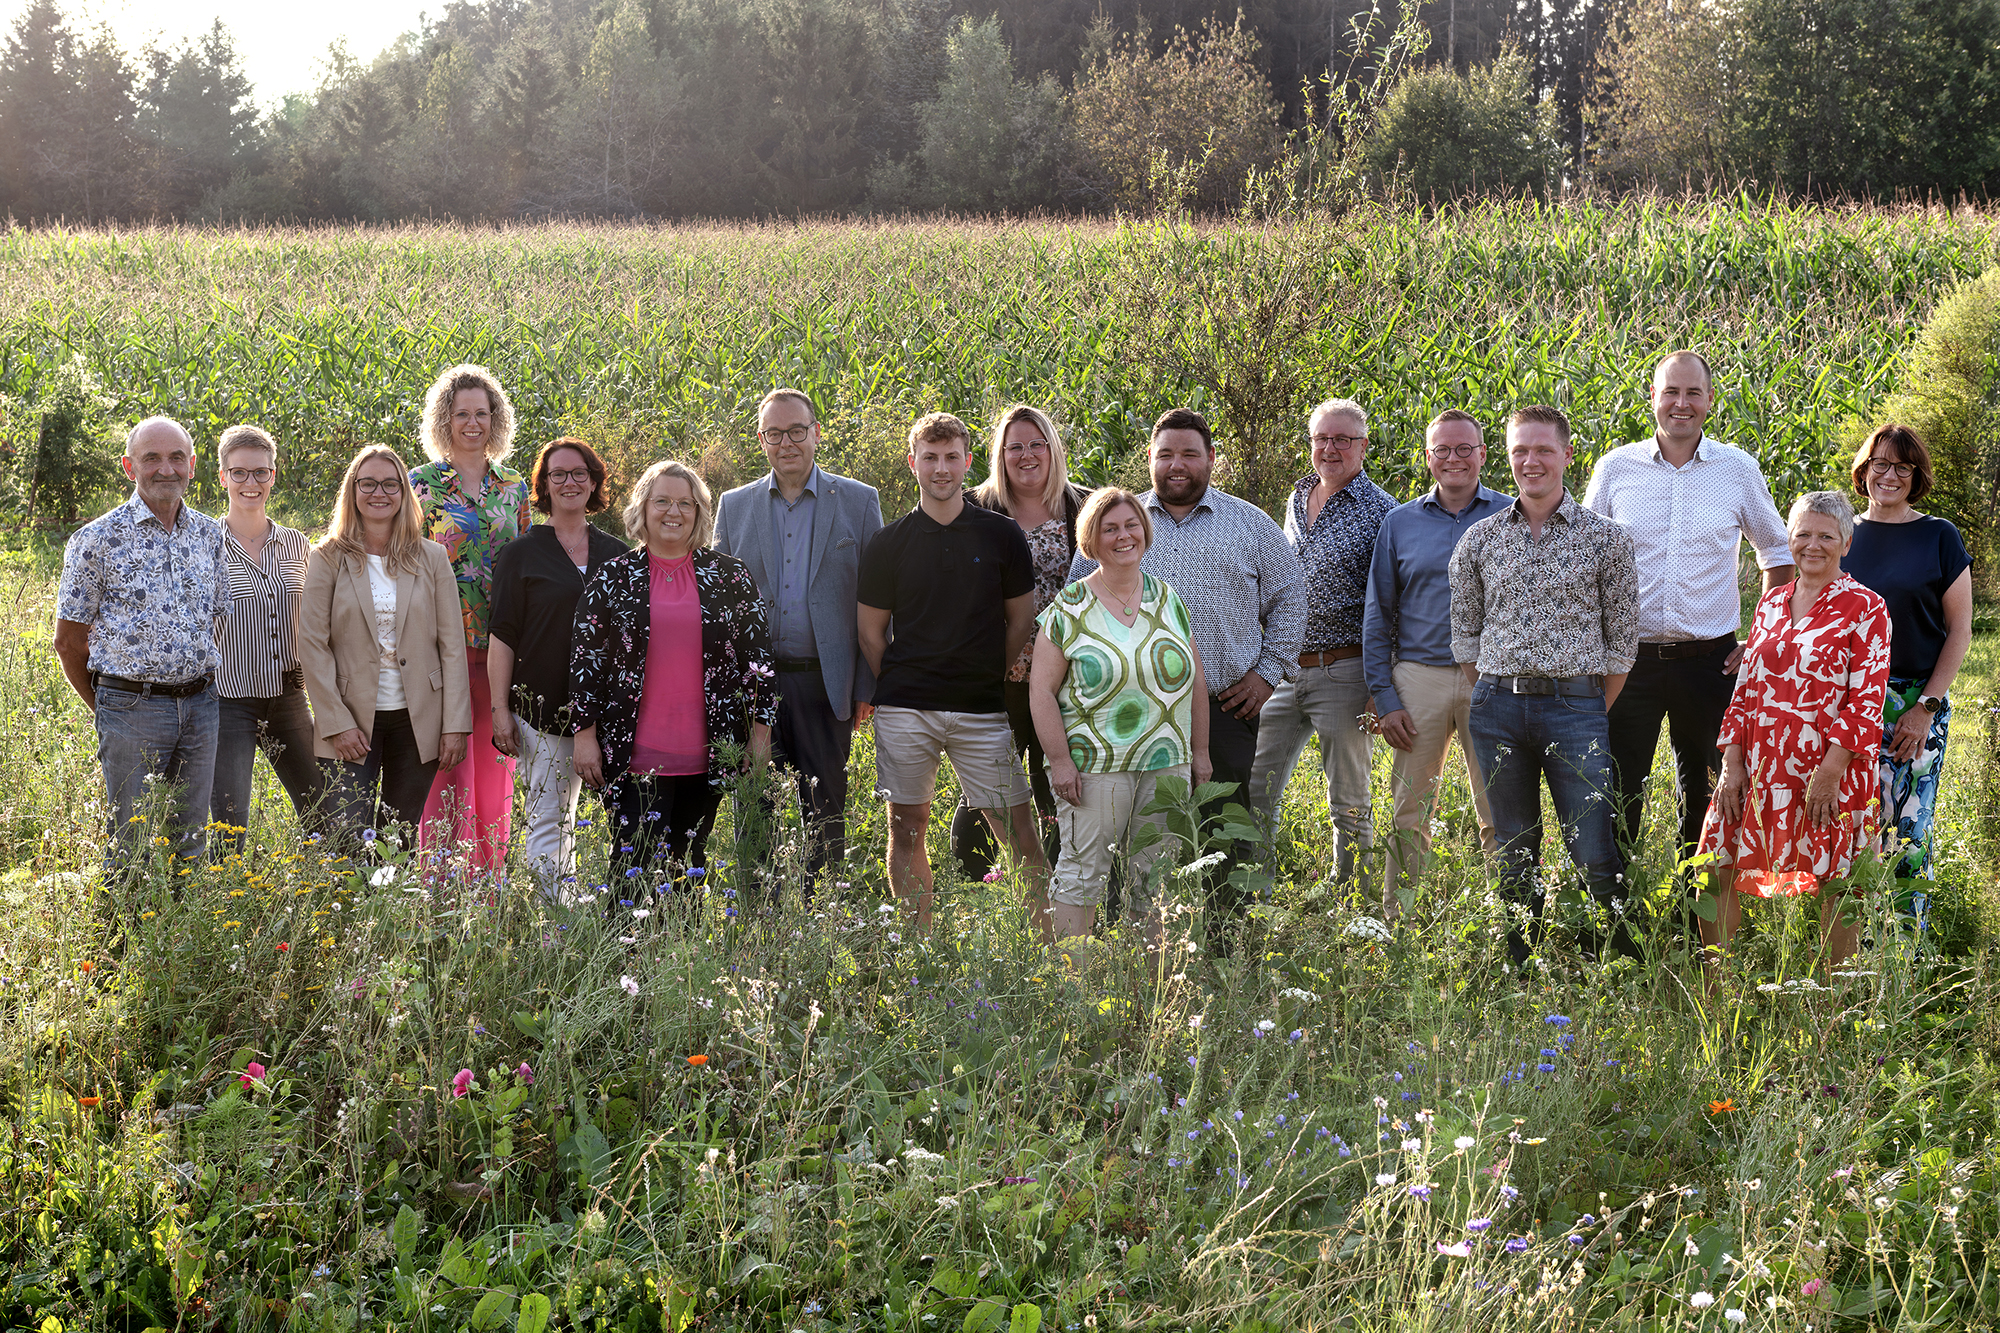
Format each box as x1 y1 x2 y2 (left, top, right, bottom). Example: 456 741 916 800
320 445 429 574
421 363 516 463
975 404 1072 514
623 460 715 549
1075 487 1153 560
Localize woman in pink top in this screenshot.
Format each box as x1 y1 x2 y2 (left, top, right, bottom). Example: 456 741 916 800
570 461 776 899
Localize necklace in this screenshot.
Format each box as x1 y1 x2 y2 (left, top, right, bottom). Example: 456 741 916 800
555 525 589 566
1097 573 1140 616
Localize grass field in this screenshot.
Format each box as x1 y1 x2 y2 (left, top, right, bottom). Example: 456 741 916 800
0 203 1998 1331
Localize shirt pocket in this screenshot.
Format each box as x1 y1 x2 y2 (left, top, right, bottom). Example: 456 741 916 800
430 668 444 692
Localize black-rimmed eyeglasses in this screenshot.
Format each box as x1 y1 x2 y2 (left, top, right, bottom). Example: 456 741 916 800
226 467 274 483
1866 459 1915 479
546 468 594 485
354 478 401 495
759 424 813 445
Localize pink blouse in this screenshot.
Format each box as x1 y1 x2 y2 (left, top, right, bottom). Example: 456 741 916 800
631 553 707 776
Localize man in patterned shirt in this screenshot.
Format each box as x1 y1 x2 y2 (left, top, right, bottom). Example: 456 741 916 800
1248 398 1398 889
1450 405 1640 965
54 416 231 862
1583 350 1793 884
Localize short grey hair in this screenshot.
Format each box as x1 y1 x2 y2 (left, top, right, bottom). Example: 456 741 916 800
1787 490 1855 543
126 416 192 456
1310 398 1368 431
623 459 715 548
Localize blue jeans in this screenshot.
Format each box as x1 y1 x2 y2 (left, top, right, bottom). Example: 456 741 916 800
1468 680 1634 963
95 680 219 863
212 686 328 853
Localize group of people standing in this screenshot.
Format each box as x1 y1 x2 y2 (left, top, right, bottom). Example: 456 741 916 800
51 351 1971 971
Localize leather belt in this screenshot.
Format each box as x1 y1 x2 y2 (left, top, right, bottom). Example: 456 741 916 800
773 657 822 673
1635 634 1736 661
91 672 212 699
283 664 306 691
1299 647 1363 668
1479 672 1603 697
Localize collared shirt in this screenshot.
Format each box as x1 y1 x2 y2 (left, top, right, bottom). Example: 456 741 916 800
1285 469 1399 653
1582 434 1792 641
1362 484 1509 714
409 458 532 649
57 492 230 682
1449 492 1639 678
767 465 822 659
214 519 310 698
1069 486 1305 692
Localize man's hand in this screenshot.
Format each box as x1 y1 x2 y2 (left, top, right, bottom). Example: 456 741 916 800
1378 708 1417 752
852 700 874 731
1216 670 1274 720
329 728 371 764
438 732 469 772
1888 706 1928 764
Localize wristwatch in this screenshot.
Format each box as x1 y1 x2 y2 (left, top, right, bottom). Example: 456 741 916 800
1919 694 1946 714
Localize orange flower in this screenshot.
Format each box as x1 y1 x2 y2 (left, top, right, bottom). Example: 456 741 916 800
78 1096 101 1108
1707 1098 1736 1116
275 942 290 953
686 1055 709 1067
78 961 94 974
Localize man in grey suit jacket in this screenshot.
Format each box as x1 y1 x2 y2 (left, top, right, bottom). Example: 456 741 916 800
713 388 884 890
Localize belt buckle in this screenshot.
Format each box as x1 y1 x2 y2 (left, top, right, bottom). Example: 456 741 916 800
1507 675 1530 694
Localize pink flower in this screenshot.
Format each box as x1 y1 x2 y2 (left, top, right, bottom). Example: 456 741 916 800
1802 1279 1823 1297
239 1061 266 1089
516 1062 534 1085
1437 1241 1472 1258
982 869 1003 883
452 1068 474 1098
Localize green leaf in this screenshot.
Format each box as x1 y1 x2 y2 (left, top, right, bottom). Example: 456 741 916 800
1690 893 1719 923
964 1299 1007 1333
391 1203 420 1272
517 1293 552 1333
1009 1303 1044 1333
468 1290 515 1330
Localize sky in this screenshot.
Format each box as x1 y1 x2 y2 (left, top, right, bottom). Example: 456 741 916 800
3 0 420 108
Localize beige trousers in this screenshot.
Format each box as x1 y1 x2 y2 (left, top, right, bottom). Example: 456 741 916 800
1384 661 1498 904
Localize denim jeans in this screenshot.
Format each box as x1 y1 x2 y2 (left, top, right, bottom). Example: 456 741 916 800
329 708 438 846
212 687 327 853
1467 679 1635 963
95 681 218 863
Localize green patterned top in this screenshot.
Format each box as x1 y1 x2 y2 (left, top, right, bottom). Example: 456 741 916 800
1038 572 1196 774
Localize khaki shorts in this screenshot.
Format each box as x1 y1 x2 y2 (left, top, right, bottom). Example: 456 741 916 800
872 705 1032 809
1051 764 1190 918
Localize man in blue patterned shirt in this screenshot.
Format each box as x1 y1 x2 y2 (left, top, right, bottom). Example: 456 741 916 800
1248 399 1399 888
54 417 231 862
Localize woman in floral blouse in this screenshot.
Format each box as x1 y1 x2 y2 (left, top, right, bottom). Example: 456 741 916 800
409 363 533 873
1697 491 1891 972
570 460 776 902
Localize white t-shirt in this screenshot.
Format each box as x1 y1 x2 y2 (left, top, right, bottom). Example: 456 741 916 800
366 554 408 711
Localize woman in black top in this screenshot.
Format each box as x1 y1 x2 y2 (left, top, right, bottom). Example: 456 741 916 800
1841 424 1973 879
488 439 630 897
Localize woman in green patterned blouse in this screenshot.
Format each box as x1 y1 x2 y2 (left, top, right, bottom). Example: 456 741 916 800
1029 488 1211 954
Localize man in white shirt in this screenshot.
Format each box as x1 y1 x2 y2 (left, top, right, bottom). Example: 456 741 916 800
1582 351 1794 878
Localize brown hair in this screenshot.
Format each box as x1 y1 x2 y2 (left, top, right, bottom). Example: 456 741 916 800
530 438 610 514
1506 404 1571 448
1075 487 1153 560
1427 408 1484 442
421 363 516 463
218 424 278 468
1653 348 1714 387
1850 423 1934 503
907 412 971 452
757 387 818 423
1151 407 1212 451
319 444 430 574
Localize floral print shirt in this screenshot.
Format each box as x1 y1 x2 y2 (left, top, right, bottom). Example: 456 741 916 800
569 546 779 798
1007 517 1073 682
57 493 230 681
1285 469 1399 652
1449 492 1639 678
409 458 531 649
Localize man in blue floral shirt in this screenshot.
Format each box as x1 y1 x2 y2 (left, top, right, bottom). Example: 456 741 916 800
54 417 231 861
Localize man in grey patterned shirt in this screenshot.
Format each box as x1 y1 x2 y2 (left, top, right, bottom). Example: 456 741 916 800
1070 408 1305 937
1449 405 1641 965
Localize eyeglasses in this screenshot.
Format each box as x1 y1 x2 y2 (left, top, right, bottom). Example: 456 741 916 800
225 467 274 483
1311 433 1366 450
1003 440 1049 455
1427 443 1480 459
546 468 594 485
759 424 813 446
353 478 401 496
1866 459 1915 479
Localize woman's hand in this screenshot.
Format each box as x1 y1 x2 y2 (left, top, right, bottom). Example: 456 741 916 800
1805 749 1851 828
438 732 470 772
329 728 370 765
491 706 520 758
574 726 605 790
1047 755 1083 808
1888 705 1929 764
1191 747 1213 790
1713 747 1748 822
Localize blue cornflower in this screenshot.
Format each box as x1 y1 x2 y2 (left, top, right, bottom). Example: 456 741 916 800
576 818 593 828
688 867 706 879
624 867 640 877
645 810 662 820
1233 1110 1244 1122
1604 1059 1621 1067
1544 1014 1571 1027
361 829 377 843
1187 1130 1199 1140
1505 1236 1529 1253
1568 1234 1585 1246
1187 1056 1197 1068
1467 1217 1493 1232
1540 1048 1560 1057
1275 1114 1286 1126
1408 1184 1431 1200
1577 1214 1596 1226
1536 1063 1556 1073
619 898 633 907
1290 1029 1304 1042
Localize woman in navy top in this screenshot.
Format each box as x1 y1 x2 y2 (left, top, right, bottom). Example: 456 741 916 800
1841 424 1973 879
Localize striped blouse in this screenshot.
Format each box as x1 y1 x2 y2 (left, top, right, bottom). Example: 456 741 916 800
215 520 311 698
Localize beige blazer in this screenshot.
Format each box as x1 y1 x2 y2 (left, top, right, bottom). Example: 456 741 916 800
297 538 472 763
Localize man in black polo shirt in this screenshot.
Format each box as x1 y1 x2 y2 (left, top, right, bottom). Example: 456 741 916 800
858 412 1050 938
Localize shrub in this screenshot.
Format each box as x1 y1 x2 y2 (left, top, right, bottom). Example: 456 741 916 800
4 358 122 526
1362 47 1567 202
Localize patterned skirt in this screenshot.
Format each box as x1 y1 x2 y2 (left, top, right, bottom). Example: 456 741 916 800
1878 677 1951 879
1698 779 1879 899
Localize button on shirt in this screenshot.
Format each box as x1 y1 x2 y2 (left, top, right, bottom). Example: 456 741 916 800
1069 487 1305 693
1582 435 1791 641
57 493 231 682
768 466 821 659
1362 485 1509 714
1449 493 1639 678
214 521 310 698
1286 470 1399 653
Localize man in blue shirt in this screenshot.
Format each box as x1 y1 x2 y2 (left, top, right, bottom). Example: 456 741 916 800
1361 409 1507 915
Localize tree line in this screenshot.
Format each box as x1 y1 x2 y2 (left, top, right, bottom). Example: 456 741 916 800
1 0 1995 225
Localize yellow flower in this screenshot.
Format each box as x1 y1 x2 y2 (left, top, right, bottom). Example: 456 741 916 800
223 920 242 929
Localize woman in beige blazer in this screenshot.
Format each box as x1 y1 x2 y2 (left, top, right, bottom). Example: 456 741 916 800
299 445 472 841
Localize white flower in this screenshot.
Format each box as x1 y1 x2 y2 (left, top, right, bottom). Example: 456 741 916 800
1177 851 1228 878
1279 987 1319 1003
631 909 651 920
1256 1019 1277 1032
1401 1138 1423 1152
877 902 897 916
1454 1136 1476 1151
903 1146 945 1166
1188 1015 1204 1030
1742 1178 1762 1192
1724 1310 1746 1326
369 866 396 887
1689 1292 1716 1309
1345 916 1393 943
937 1196 958 1208
619 975 641 997
1375 1173 1397 1187
1684 1237 1701 1257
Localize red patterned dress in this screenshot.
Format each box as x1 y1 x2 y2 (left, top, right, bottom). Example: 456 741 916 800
1698 573 1891 897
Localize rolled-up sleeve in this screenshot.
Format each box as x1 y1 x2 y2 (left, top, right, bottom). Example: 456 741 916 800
1448 532 1484 667
1739 463 1795 570
1599 527 1640 675
1253 529 1305 687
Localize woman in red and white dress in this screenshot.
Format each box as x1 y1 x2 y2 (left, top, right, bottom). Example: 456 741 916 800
1698 490 1891 970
